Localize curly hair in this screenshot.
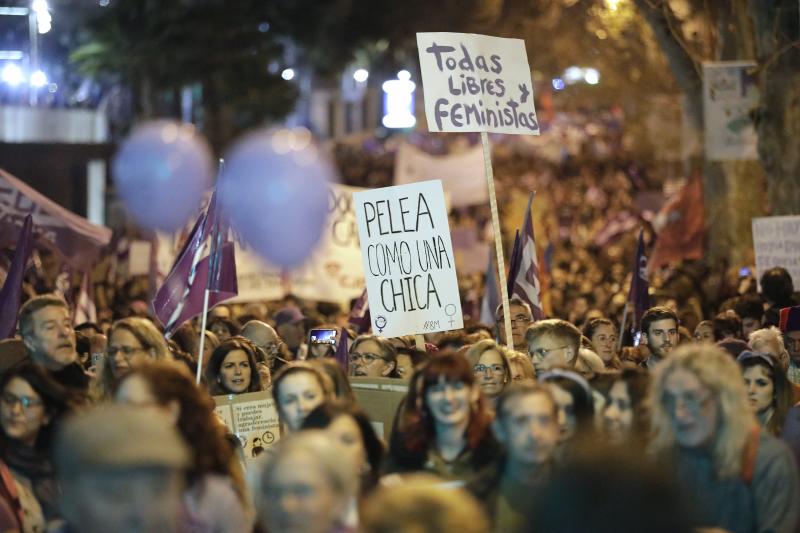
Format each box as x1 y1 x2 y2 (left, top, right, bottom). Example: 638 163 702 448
115 361 242 498
205 336 263 395
649 344 754 478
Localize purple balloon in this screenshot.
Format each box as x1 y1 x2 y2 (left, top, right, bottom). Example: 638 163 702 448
220 128 335 269
113 121 212 232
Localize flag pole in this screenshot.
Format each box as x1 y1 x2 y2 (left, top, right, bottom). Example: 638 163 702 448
414 334 426 351
480 131 513 348
195 289 211 385
618 301 629 353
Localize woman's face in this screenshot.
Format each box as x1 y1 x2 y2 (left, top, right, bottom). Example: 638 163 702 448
210 322 232 342
327 415 366 474
693 323 714 343
590 324 618 363
604 381 633 443
263 450 340 533
549 384 576 443
219 349 252 394
107 328 151 378
277 372 325 432
743 365 774 415
0 377 48 446
425 376 472 429
473 350 507 397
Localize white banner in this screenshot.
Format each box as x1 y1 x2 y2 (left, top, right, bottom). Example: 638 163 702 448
156 184 365 305
703 61 758 161
353 180 463 337
752 215 800 290
416 32 539 135
394 142 487 207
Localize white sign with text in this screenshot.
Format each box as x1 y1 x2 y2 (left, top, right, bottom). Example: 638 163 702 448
703 61 758 161
416 32 539 135
752 215 800 290
353 180 463 337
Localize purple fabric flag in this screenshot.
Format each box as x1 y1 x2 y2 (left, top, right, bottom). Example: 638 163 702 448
152 190 237 337
506 230 521 297
348 288 371 335
628 229 650 332
479 253 500 325
510 193 545 320
0 215 34 339
73 272 97 326
334 327 349 373
0 169 111 272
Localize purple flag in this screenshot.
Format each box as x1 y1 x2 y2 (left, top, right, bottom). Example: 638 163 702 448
0 169 111 272
348 288 371 335
334 327 349 373
0 215 34 338
152 190 237 337
628 229 650 332
506 230 521 297
510 193 545 320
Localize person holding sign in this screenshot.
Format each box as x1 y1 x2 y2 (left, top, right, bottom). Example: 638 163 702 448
386 353 499 482
115 361 253 533
205 337 263 396
271 363 330 434
349 335 399 379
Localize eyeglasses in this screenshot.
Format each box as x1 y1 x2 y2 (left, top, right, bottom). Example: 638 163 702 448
1 392 43 410
473 363 505 374
349 352 385 365
662 391 713 415
497 314 531 325
529 345 569 359
106 345 146 358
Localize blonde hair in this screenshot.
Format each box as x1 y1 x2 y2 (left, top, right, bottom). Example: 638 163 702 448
463 339 512 381
648 344 754 478
748 326 790 370
508 351 536 382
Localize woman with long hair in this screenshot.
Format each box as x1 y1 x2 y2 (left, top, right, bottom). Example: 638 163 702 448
271 363 331 434
0 364 77 530
539 369 595 457
463 340 512 410
386 353 499 481
205 337 263 396
115 361 252 533
602 365 651 446
737 351 794 436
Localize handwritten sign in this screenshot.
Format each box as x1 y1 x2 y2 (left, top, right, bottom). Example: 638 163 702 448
416 32 539 135
752 216 800 290
213 391 281 462
703 61 758 161
353 180 463 338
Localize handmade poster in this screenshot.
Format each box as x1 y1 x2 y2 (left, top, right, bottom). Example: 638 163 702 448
752 216 800 290
349 377 409 441
702 61 758 160
416 32 539 135
394 142 487 207
353 180 463 338
213 391 281 461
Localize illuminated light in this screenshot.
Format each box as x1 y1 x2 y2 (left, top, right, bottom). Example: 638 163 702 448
38 21 51 33
271 129 293 154
606 0 622 11
0 7 29 15
47 83 57 93
31 0 48 14
1 63 24 86
564 66 584 84
281 68 295 81
0 51 24 60
382 74 416 129
287 127 312 151
99 0 110 5
551 78 565 91
353 68 369 83
30 69 47 87
595 29 608 40
258 22 270 32
584 68 600 85
160 123 179 143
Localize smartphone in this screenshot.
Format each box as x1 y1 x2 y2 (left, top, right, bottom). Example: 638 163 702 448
309 328 338 345
739 267 752 278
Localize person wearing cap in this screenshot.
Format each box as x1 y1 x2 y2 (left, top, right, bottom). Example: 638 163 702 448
54 404 191 533
737 351 795 436
779 305 800 385
649 343 800 533
274 307 308 360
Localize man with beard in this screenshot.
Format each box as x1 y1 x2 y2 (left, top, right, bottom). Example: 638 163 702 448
468 384 560 531
640 306 679 370
18 294 90 392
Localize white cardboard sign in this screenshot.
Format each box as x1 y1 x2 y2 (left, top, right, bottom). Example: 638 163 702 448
703 61 758 161
353 180 463 337
416 32 539 135
752 215 800 290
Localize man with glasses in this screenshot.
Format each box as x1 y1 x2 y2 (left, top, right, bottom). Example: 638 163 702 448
348 334 398 378
18 294 89 392
779 305 800 385
650 343 799 533
495 298 533 351
241 320 287 371
524 319 581 374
